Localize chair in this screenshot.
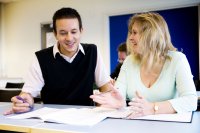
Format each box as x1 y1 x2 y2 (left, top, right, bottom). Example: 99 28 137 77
5 82 24 88
0 89 21 102
4 82 42 103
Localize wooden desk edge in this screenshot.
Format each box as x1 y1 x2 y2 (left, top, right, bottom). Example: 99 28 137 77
31 127 81 133
0 124 31 132
0 124 80 133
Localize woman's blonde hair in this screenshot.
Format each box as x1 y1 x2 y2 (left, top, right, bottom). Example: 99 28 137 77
126 12 176 70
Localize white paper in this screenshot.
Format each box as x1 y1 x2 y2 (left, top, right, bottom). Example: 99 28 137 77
133 112 193 123
8 107 131 126
8 107 193 126
8 107 61 119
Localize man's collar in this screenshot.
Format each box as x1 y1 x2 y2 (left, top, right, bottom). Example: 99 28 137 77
53 43 85 58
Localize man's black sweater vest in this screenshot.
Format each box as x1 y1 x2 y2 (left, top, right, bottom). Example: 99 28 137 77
35 44 97 106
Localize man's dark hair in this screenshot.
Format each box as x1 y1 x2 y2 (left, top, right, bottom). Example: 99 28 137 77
52 7 82 34
118 42 127 52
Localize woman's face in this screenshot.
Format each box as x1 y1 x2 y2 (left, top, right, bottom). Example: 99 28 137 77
129 22 141 55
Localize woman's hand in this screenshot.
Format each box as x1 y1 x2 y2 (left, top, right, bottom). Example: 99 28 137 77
3 92 34 115
127 91 154 119
90 86 126 109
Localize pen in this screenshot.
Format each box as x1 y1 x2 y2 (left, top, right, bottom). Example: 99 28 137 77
16 96 33 110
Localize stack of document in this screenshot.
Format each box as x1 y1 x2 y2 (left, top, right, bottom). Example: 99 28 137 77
7 107 132 126
7 107 193 126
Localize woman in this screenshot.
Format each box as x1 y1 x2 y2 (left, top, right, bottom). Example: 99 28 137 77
90 12 197 118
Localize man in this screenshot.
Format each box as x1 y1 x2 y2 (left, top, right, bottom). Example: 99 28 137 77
4 7 111 114
110 42 127 80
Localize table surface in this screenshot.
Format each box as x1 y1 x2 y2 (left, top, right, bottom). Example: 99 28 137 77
0 102 200 133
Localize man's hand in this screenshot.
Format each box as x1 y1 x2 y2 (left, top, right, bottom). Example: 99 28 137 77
3 92 34 115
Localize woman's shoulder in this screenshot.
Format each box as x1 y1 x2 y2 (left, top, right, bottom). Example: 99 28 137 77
122 55 139 68
167 51 186 61
123 55 136 64
125 55 133 61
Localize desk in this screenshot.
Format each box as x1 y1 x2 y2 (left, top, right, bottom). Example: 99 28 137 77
0 102 43 132
0 103 200 133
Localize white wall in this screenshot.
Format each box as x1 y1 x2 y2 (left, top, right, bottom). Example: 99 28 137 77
1 0 200 79
0 4 1 50
0 3 6 77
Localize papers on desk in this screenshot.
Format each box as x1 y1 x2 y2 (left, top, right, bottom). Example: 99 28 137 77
133 112 193 123
7 107 193 126
7 107 132 126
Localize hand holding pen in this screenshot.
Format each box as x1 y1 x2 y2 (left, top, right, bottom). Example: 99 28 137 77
3 93 34 115
15 96 33 110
